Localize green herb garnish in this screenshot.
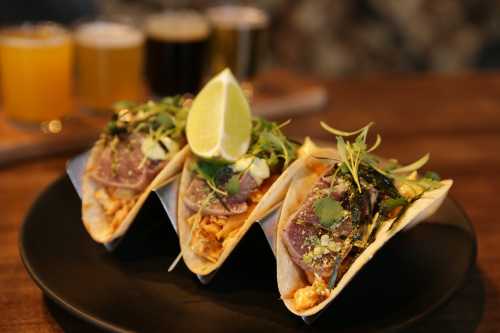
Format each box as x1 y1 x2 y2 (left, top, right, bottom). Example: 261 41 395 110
192 160 230 196
105 96 189 163
249 118 298 171
391 154 429 174
108 96 188 141
313 196 348 229
320 122 380 192
191 117 298 200
225 175 240 195
320 121 436 194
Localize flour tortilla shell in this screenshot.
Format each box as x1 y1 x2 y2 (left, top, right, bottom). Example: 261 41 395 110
276 155 453 316
82 143 189 244
177 144 312 276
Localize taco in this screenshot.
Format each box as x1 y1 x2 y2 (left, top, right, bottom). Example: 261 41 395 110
177 118 305 276
276 122 452 316
82 97 190 244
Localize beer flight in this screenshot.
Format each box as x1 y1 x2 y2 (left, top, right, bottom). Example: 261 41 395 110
0 6 268 125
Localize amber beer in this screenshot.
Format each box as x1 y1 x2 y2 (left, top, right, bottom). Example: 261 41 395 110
75 22 144 111
206 5 269 80
145 12 210 96
0 23 73 123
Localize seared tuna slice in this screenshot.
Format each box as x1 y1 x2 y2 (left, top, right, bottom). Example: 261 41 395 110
227 172 258 203
282 167 368 277
91 134 166 192
283 210 355 277
183 177 248 216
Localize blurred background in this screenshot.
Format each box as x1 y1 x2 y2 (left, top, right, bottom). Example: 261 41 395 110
1 0 500 165
2 0 500 77
1 4 500 332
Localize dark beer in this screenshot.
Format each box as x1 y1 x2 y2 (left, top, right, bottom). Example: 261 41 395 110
145 12 210 96
206 6 269 80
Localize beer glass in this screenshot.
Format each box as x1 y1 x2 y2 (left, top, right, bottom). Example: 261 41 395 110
145 11 210 96
75 21 144 112
206 5 269 80
0 23 73 123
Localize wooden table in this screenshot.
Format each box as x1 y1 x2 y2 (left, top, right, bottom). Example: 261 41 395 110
1 71 499 332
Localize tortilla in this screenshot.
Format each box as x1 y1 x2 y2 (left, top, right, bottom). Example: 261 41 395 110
177 140 314 276
82 142 189 244
276 150 453 316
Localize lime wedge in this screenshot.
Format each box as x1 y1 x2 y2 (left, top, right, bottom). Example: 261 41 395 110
186 68 252 161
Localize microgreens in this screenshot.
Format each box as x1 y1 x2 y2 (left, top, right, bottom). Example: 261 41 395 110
192 118 298 199
106 96 189 162
192 160 231 196
107 96 188 141
320 122 380 192
391 154 429 174
320 121 436 193
249 118 298 171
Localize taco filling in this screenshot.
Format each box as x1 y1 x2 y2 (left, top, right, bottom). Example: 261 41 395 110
282 122 444 311
184 118 298 263
87 97 189 231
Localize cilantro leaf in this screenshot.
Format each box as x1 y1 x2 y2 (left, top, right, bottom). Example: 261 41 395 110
225 175 240 196
194 160 229 181
192 159 231 196
194 160 219 179
313 197 347 229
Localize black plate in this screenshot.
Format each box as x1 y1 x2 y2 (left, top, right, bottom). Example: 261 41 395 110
20 175 476 333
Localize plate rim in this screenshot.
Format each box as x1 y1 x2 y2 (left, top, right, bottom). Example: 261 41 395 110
380 196 477 332
18 175 478 333
19 176 131 333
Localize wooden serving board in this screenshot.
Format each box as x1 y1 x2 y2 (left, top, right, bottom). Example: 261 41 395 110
0 112 106 167
0 69 327 166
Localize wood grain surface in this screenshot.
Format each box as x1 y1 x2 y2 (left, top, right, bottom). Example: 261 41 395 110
1 71 499 332
0 69 326 167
